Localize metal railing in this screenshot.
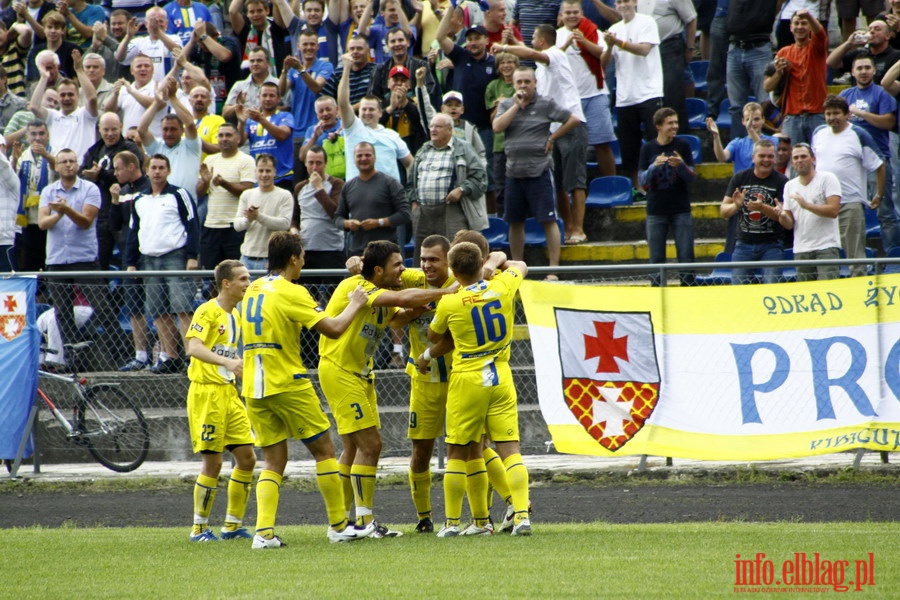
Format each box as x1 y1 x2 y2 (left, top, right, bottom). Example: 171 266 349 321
16 254 900 467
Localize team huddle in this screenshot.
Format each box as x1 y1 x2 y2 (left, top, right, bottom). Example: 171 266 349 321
184 229 531 548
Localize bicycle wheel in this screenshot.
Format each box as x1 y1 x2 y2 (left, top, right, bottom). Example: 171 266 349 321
76 384 150 473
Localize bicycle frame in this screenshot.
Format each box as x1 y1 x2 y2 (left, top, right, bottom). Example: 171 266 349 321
37 370 122 439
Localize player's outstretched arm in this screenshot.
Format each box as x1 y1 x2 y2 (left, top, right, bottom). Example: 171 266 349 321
314 285 369 338
498 259 528 278
387 305 428 329
373 285 457 309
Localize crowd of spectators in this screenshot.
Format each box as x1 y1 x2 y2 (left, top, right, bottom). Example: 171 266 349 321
0 0 898 371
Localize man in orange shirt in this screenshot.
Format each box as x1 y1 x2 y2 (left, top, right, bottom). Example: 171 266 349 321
764 10 827 145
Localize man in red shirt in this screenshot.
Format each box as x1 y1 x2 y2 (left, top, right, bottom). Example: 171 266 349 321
764 10 827 145
483 0 522 51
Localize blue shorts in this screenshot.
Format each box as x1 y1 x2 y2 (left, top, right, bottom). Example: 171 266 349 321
503 170 557 224
582 94 616 146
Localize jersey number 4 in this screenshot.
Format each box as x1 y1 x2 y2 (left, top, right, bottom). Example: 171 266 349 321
245 294 265 336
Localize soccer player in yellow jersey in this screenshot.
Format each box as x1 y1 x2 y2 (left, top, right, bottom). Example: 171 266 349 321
241 232 374 549
319 240 456 538
449 230 519 533
421 242 532 537
384 233 511 534
393 235 456 534
185 260 255 542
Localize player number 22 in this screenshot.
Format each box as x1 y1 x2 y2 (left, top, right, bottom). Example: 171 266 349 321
470 300 506 345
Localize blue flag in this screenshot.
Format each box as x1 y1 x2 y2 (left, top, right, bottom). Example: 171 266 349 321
0 276 39 459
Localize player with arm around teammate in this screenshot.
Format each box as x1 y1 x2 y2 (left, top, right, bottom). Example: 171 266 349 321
318 240 457 538
241 231 374 548
420 242 531 537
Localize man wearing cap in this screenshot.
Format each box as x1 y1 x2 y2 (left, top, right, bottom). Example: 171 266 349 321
368 26 441 111
380 65 427 155
338 52 413 183
436 12 499 214
435 90 486 158
407 113 487 262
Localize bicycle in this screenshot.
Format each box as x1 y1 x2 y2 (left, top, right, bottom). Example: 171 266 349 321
36 341 150 473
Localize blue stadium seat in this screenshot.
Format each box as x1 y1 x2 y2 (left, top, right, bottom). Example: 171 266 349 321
523 218 564 247
715 98 731 131
883 245 900 274
676 134 702 163
686 97 707 130
716 97 757 131
481 216 509 250
689 60 709 93
611 139 622 166
585 176 633 208
695 252 734 286
865 206 880 239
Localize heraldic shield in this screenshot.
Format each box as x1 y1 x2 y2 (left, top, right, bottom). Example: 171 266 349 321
0 292 27 341
554 309 661 451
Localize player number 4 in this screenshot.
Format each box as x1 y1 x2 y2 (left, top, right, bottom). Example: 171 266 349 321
245 294 265 336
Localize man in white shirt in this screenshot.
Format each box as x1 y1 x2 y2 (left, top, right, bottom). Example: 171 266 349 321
601 0 663 187
114 6 183 82
557 0 616 180
775 143 842 282
197 122 257 270
811 95 884 277
104 53 169 138
31 49 98 162
232 153 293 271
125 154 199 374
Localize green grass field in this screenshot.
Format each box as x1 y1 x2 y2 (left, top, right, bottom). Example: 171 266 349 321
4 522 897 599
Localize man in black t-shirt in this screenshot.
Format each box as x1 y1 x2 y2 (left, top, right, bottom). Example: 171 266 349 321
638 106 696 286
826 20 900 85
720 139 789 284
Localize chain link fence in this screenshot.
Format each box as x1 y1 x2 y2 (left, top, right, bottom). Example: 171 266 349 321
26 255 900 467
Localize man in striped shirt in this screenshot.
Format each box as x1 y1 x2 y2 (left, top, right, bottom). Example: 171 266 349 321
320 35 376 111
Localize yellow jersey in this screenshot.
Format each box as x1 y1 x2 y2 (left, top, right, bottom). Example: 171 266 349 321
197 114 226 162
319 275 399 379
429 268 523 373
400 269 455 383
186 298 240 385
240 274 326 399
